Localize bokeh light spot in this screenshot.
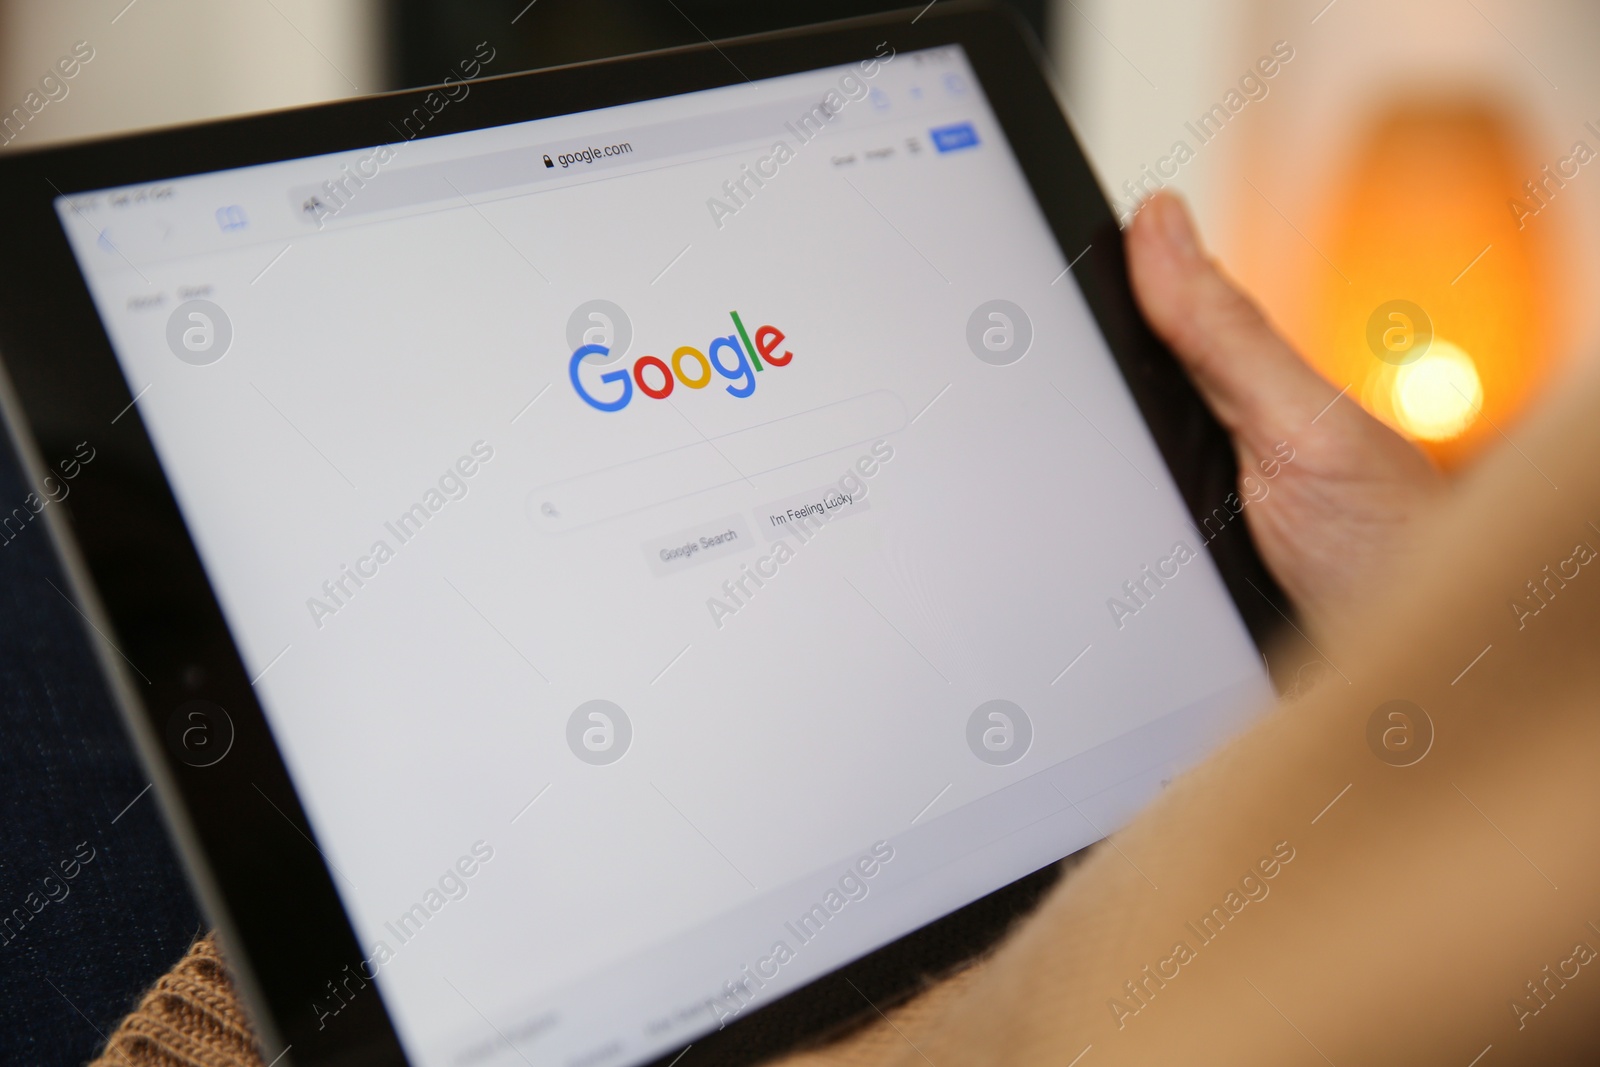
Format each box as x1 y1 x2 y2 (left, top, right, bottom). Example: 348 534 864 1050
1391 339 1481 441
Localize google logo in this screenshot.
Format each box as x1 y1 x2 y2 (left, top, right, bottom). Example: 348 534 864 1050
570 310 793 412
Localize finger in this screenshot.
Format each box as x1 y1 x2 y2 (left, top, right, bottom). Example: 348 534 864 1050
1126 192 1339 438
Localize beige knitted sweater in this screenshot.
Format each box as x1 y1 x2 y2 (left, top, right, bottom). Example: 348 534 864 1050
90 936 263 1067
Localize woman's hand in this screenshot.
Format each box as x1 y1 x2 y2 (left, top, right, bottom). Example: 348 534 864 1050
1126 192 1445 629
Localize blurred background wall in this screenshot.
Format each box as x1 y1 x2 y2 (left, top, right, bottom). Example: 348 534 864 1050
1059 0 1600 468
3 0 1594 469
0 1 387 135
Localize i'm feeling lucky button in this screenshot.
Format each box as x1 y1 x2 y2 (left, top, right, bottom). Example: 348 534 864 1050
755 485 871 541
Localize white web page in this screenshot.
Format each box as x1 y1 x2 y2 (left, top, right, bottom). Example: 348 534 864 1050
58 47 1269 1067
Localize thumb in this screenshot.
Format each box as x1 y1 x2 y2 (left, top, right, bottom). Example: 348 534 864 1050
1126 192 1338 440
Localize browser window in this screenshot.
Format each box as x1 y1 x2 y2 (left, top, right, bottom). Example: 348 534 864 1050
56 46 1269 1067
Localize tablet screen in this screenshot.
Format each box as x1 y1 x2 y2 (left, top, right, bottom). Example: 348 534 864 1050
55 45 1269 1067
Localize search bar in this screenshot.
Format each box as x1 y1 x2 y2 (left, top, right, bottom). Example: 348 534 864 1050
288 94 837 224
528 390 905 533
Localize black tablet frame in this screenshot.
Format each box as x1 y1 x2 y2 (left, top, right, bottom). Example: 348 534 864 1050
0 4 1286 1065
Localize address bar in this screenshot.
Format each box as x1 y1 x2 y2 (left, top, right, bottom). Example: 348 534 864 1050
287 94 836 224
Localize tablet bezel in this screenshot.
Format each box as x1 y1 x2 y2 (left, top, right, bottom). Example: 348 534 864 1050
0 4 1287 1064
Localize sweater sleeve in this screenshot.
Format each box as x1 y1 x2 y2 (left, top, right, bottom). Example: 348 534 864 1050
90 934 264 1067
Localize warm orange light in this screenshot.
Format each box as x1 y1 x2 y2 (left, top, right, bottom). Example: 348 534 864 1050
1388 339 1482 441
1234 101 1565 469
1308 102 1560 467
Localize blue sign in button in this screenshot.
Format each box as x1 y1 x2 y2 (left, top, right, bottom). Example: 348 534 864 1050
930 123 980 153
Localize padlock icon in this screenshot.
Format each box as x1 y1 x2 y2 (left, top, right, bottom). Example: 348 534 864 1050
543 153 554 168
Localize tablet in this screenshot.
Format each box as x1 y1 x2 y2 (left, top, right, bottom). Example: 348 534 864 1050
0 5 1283 1065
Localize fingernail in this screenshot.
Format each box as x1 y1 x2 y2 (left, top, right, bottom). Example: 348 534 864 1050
1157 195 1200 261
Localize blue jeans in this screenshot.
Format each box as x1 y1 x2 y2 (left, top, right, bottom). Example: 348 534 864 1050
0 431 201 1066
